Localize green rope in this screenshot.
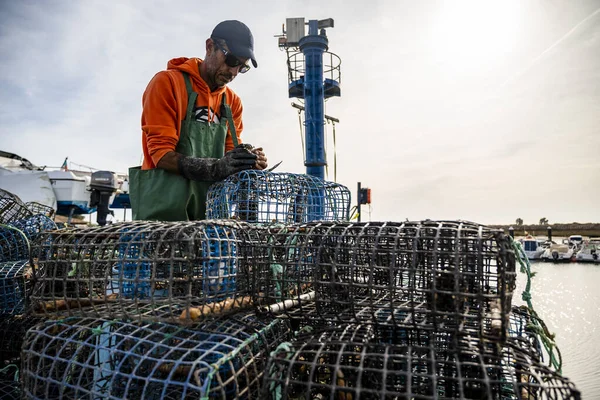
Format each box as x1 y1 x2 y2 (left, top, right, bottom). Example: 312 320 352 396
267 342 295 400
511 238 563 373
0 364 19 382
0 223 31 256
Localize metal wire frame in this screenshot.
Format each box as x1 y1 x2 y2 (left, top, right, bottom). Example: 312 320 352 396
9 214 57 241
21 311 291 400
251 220 517 343
0 189 32 225
0 225 30 263
262 333 580 400
0 260 31 314
29 220 258 324
25 202 56 219
206 170 351 223
0 369 21 400
0 314 45 365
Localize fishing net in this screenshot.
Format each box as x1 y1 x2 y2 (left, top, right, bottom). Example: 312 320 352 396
252 220 517 343
21 311 291 400
206 170 351 223
262 331 580 400
0 260 31 314
30 220 256 323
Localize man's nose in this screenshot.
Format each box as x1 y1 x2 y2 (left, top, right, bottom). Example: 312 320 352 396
228 65 240 77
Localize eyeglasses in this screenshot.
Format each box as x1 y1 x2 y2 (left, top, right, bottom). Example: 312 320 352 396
214 42 250 74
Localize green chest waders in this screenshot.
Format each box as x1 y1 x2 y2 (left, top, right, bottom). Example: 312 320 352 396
129 72 239 221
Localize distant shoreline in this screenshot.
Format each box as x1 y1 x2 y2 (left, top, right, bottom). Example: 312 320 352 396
489 223 600 238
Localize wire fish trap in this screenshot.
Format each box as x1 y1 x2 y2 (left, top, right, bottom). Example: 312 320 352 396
30 220 256 323
252 220 517 343
262 334 580 400
21 311 291 400
206 170 351 223
0 314 45 365
0 225 30 263
25 202 55 219
0 260 32 314
9 214 57 242
0 189 33 225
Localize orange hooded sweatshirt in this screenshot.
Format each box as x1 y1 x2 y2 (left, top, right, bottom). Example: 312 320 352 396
140 57 244 170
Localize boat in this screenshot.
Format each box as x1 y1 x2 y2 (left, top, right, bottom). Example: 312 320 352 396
0 151 130 224
567 235 584 251
540 243 575 262
575 239 600 263
520 235 546 260
46 170 94 216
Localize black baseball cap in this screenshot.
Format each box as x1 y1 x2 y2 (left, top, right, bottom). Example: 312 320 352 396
211 20 258 68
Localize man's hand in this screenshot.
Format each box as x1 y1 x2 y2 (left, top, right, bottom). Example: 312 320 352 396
177 147 257 182
251 147 268 170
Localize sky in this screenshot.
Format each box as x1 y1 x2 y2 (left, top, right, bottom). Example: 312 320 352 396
1 0 599 225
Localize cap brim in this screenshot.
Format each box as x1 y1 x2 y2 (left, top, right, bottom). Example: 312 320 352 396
227 42 258 68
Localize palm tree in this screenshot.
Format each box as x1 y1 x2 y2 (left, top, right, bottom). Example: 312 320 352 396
516 218 523 226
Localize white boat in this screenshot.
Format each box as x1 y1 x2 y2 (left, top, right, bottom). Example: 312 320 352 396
1 151 130 223
46 170 94 216
540 243 574 262
575 240 600 263
568 235 584 251
520 236 546 260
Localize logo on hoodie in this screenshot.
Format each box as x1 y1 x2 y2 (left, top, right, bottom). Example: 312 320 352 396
194 107 220 124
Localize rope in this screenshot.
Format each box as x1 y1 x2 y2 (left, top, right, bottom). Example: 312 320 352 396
0 223 31 256
267 342 295 400
512 238 563 373
0 364 19 382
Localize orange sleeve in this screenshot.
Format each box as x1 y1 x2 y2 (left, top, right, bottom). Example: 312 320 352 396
141 71 181 169
224 90 244 152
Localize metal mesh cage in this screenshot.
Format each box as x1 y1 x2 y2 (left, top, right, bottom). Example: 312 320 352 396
252 220 516 343
21 311 291 399
9 214 57 242
206 170 351 223
0 314 44 365
0 189 32 225
30 220 256 323
0 225 30 263
0 260 31 314
25 202 55 219
262 333 580 400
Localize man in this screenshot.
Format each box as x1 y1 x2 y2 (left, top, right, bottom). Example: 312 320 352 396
129 20 268 221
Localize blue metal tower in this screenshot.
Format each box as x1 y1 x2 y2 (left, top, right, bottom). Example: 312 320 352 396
279 18 341 180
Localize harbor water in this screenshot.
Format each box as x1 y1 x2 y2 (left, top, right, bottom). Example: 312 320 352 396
514 260 600 399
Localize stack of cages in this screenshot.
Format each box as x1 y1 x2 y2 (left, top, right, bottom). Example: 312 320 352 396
249 220 581 399
0 189 56 399
23 220 291 399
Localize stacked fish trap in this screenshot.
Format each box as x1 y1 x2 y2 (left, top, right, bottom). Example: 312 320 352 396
263 326 579 399
24 220 293 399
249 220 580 399
206 170 351 223
21 311 290 399
251 220 517 345
30 220 256 323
